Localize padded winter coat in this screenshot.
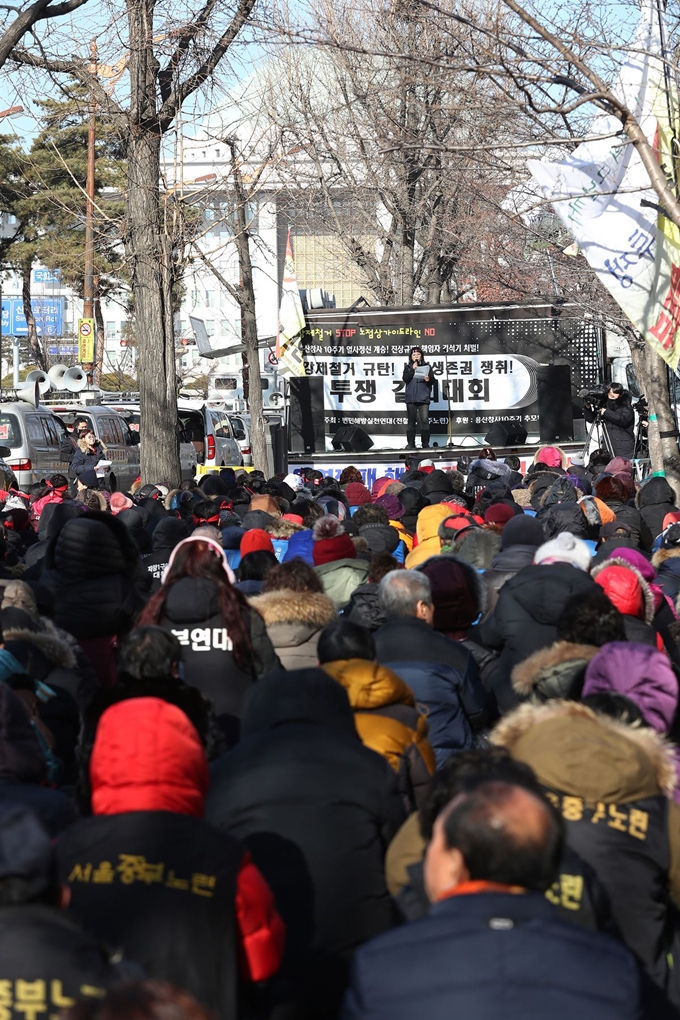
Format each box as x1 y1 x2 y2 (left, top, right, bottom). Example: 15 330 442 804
343 889 640 1020
205 669 404 1017
249 588 337 669
57 697 285 1017
653 547 680 603
314 557 369 608
511 641 599 704
493 700 680 1012
636 477 680 541
159 575 280 741
585 397 635 458
473 563 597 714
592 560 661 648
322 658 435 811
374 616 486 766
342 583 386 631
404 505 452 568
69 437 106 479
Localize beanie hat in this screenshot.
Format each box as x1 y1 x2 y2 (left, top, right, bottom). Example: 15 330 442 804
499 513 545 550
312 515 357 566
536 447 563 469
284 473 304 492
345 481 372 506
375 494 404 519
534 532 592 571
569 452 585 467
240 528 275 556
371 476 393 501
110 492 134 515
662 523 680 550
483 503 516 527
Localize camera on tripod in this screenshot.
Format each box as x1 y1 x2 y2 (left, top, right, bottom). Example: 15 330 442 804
580 385 610 410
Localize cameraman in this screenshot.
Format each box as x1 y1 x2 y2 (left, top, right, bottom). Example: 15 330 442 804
403 346 433 449
584 382 635 459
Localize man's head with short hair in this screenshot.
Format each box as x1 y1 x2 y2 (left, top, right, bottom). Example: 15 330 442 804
119 627 182 684
379 569 433 624
424 780 563 902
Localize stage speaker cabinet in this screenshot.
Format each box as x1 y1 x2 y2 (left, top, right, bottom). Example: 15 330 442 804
331 426 374 453
484 421 528 447
288 378 325 454
537 365 574 443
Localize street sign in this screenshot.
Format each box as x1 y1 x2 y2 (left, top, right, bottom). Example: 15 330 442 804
267 351 279 366
1 297 64 336
78 318 95 362
47 344 78 356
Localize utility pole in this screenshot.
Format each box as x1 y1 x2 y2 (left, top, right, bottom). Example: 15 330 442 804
82 38 97 385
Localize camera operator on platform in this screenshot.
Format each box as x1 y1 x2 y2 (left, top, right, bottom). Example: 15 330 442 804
403 346 434 449
584 382 635 458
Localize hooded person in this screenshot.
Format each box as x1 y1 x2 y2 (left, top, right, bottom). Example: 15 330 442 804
318 621 435 813
41 513 144 687
471 533 596 714
536 478 590 539
653 523 680 602
532 445 568 471
419 470 455 505
140 517 190 589
56 697 285 1016
205 669 404 1018
509 588 625 707
135 536 280 745
591 559 660 648
464 457 512 500
601 546 680 664
345 481 372 509
249 573 337 669
116 507 152 555
637 476 680 542
375 495 412 553
0 684 77 835
353 504 400 557
404 504 453 568
22 503 84 576
312 515 369 608
397 487 427 536
492 699 680 1015
482 513 546 613
594 475 650 549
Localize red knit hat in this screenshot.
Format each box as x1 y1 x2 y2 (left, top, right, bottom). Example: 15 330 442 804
483 504 516 527
240 528 274 556
345 481 372 506
312 515 357 566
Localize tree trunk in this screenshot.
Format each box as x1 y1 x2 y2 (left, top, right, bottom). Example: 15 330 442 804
21 262 46 370
229 141 267 473
126 0 180 486
631 340 680 499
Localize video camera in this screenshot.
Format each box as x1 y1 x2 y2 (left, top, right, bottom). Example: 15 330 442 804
579 385 610 410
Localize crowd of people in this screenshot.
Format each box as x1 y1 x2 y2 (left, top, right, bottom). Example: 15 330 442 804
2 443 680 1018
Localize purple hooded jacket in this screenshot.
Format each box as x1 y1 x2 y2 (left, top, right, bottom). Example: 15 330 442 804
583 641 680 803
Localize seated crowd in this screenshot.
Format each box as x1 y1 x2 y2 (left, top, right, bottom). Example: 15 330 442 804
0 446 679 1018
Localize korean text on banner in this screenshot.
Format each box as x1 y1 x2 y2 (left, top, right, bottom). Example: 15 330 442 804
528 0 680 369
277 231 306 378
78 318 95 363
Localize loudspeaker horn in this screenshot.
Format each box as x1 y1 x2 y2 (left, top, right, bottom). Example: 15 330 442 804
25 369 50 395
63 366 88 393
14 380 39 407
48 364 68 389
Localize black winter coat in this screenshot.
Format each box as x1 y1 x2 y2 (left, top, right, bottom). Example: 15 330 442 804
473 563 597 714
141 517 189 588
343 583 386 631
374 617 487 767
159 576 279 743
600 499 651 549
402 362 433 404
0 905 118 1016
205 669 403 1017
636 477 680 542
357 522 400 555
57 811 243 1018
42 514 143 639
536 501 589 539
585 397 635 459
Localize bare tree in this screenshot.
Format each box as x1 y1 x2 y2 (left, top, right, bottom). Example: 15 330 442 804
0 0 89 72
11 0 257 484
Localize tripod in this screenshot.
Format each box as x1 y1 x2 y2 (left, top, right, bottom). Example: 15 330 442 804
583 409 614 462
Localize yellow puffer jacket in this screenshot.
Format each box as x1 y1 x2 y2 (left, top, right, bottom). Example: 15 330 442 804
390 518 413 553
404 504 452 568
323 657 436 809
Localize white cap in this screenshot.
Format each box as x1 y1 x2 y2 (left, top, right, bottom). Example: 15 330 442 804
534 532 591 571
284 473 304 491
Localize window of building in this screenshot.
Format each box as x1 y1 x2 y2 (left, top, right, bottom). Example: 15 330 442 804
205 290 214 307
205 320 215 336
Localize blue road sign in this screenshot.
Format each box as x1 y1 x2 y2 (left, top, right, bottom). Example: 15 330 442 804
1 297 64 336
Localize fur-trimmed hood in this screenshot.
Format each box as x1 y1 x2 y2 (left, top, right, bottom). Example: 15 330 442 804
652 546 680 569
265 518 305 539
492 699 676 799
467 458 511 479
249 588 337 628
511 641 599 700
591 556 655 624
77 436 106 454
2 620 76 670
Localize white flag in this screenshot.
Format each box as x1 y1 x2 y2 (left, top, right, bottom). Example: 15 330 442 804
277 230 306 378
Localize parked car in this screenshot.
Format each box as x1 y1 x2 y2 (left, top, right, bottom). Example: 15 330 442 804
229 414 252 467
49 404 141 492
0 400 70 488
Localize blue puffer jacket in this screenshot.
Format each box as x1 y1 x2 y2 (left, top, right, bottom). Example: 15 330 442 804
342 891 640 1020
374 616 486 767
652 549 680 603
282 529 315 565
